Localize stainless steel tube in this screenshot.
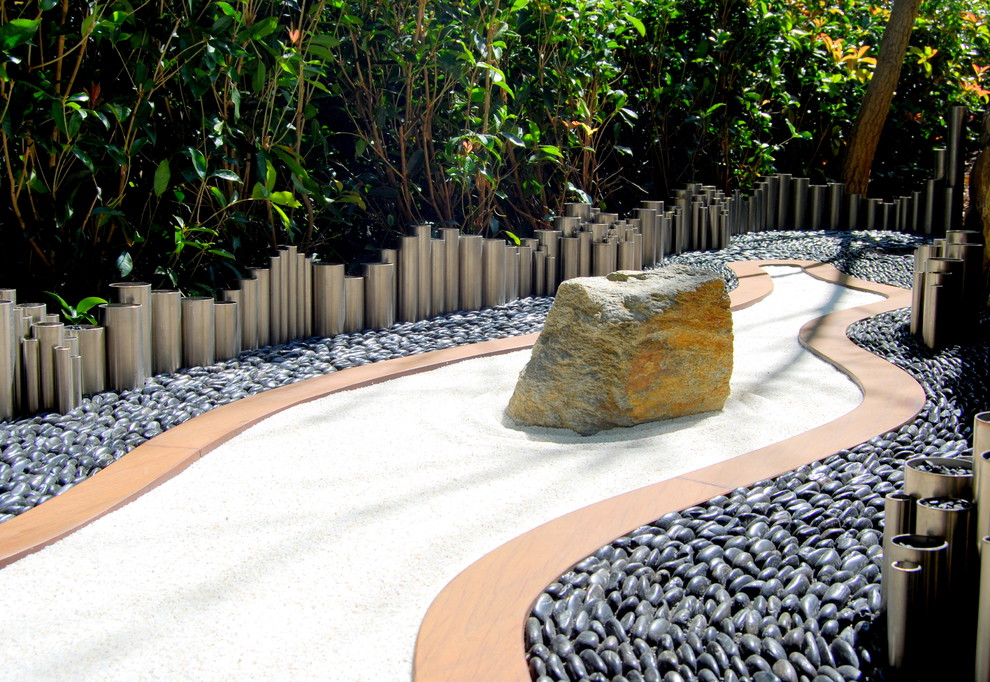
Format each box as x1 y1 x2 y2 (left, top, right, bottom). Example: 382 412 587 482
904 456 973 500
634 208 658 266
283 246 298 341
882 492 916 607
53 345 77 413
482 238 507 308
518 245 533 298
545 256 558 296
827 182 843 229
250 268 271 347
431 240 446 316
363 262 396 330
533 250 546 297
440 228 460 313
302 254 313 338
109 282 151 380
536 230 561 282
399 235 420 322
459 235 484 311
344 276 364 332
934 147 947 181
34 321 64 410
560 237 580 281
295 250 307 340
564 202 591 221
847 194 861 231
924 179 936 234
592 241 614 276
776 174 791 229
554 216 581 238
809 185 825 230
922 258 964 348
946 230 985 246
792 177 809 230
886 560 923 671
71 324 105 395
978 450 990 560
887 534 949 623
975 410 990 498
944 241 983 316
0 301 14 420
910 245 935 336
915 496 974 593
0 289 14 304
269 253 284 344
618 241 637 271
22 338 39 413
947 105 966 188
578 231 593 276
313 263 345 338
181 297 215 368
101 303 145 391
505 245 519 302
977 536 990 681
416 224 433 320
15 302 45 325
151 290 182 374
240 277 259 351
214 300 240 361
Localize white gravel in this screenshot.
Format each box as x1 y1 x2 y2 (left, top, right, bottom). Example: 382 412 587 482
0 267 882 681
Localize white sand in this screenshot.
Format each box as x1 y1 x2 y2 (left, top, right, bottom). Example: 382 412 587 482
0 267 881 681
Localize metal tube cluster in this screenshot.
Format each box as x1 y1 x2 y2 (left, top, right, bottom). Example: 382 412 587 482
882 410 990 680
909 230 985 349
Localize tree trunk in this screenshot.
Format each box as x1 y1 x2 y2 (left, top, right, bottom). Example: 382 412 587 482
841 0 923 195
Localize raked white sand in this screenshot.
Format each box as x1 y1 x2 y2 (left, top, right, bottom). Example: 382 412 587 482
0 267 882 681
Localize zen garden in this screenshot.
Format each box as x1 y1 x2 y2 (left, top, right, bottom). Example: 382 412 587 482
2 0 990 680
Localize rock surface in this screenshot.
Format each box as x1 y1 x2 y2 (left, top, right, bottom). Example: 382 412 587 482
506 265 733 435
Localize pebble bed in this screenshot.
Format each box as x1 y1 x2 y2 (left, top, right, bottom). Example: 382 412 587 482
527 231 990 682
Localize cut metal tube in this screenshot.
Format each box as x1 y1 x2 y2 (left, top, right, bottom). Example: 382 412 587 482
505 245 519 302
944 242 983 316
363 262 395 330
887 534 949 624
827 182 843 229
946 230 986 246
399 235 420 322
578 231 593 276
945 186 957 232
518 245 533 298
978 449 990 559
977 536 990 681
809 185 825 230
53 345 77 413
294 251 307 339
0 289 14 304
554 216 581 238
281 246 298 341
269 253 284 344
459 235 484 311
533 250 546 297
910 245 935 336
71 324 105 395
151 290 182 375
618 241 637 271
915 496 974 594
431 241 446 317
250 268 271 347
34 321 65 411
302 254 314 338
100 303 145 391
904 455 973 500
344 276 364 332
912 190 922 233
22 338 39 414
947 105 966 188
181 297 215 368
440 228 460 314
381 248 399 318
482 238 507 308
847 194 861 231
924 179 936 234
109 282 151 380
545 255 558 295
776 173 791 229
765 175 779 230
415 224 433 320
792 177 809 230
214 300 240 361
313 263 345 337
536 230 561 282
922 258 964 348
239 277 259 351
0 301 14 419
560 237 580 281
564 202 591 221
882 492 916 606
886 560 923 672
15 302 45 325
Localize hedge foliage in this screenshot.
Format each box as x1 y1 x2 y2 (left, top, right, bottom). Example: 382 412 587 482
1 0 987 299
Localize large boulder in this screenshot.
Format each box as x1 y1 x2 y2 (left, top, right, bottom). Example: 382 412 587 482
506 265 732 435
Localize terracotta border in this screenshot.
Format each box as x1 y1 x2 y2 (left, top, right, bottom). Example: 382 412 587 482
0 261 777 568
412 261 925 681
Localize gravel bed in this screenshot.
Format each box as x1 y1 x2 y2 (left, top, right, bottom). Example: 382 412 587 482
525 231 990 682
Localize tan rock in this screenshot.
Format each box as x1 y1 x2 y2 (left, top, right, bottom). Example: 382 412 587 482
506 265 733 435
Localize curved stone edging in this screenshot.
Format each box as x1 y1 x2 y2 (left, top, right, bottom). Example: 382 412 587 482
412 260 924 682
0 262 775 568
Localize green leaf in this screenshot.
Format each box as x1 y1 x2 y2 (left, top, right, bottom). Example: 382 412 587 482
187 148 208 180
264 160 276 190
211 169 241 182
40 0 59 9
209 186 227 207
72 148 95 174
251 182 269 200
249 17 278 40
538 145 563 158
116 251 134 278
153 159 171 197
43 291 70 312
75 296 108 315
268 191 302 208
504 231 521 245
208 248 235 259
272 146 309 181
0 18 41 51
623 13 646 38
272 204 290 228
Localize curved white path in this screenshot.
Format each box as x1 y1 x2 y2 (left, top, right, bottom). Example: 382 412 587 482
0 268 881 681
